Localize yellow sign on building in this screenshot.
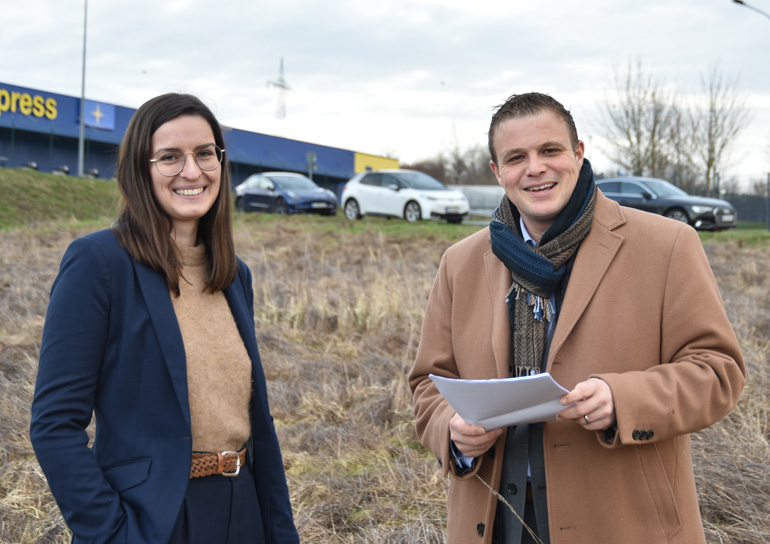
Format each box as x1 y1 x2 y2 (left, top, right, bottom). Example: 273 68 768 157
354 152 399 173
0 88 57 120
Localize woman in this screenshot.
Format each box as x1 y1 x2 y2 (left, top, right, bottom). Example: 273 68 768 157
30 93 299 544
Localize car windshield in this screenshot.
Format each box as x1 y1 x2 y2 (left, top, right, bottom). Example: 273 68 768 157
269 175 318 190
642 179 689 198
395 172 447 190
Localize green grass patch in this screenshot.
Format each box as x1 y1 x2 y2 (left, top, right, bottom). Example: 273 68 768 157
699 224 770 247
0 168 119 230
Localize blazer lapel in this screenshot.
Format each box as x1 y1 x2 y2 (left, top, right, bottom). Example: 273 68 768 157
223 272 273 425
134 261 191 424
223 281 260 365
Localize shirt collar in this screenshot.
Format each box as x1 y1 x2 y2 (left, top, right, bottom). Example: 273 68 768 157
520 218 537 247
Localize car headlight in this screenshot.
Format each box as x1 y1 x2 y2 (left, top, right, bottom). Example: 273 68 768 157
690 205 713 214
286 191 298 199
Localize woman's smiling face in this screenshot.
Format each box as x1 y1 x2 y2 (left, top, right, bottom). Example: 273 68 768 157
149 115 221 246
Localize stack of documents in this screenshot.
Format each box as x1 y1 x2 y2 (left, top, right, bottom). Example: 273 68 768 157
429 373 572 430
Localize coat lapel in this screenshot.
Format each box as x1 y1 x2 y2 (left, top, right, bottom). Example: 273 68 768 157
484 244 514 379
133 261 191 424
548 195 626 365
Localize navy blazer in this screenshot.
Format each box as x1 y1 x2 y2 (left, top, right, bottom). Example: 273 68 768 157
30 229 299 544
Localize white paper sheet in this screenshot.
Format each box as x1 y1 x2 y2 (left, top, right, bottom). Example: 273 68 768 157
429 373 572 430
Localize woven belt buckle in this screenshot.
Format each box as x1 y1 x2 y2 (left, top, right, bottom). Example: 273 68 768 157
218 450 241 477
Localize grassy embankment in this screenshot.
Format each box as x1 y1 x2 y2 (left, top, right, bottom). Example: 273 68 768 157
1 168 768 543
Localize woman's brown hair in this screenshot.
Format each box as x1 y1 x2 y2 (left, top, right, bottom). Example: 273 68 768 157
113 93 236 295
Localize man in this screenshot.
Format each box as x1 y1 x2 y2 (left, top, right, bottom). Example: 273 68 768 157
409 92 745 544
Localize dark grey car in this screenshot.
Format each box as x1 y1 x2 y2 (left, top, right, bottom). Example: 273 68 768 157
597 177 737 230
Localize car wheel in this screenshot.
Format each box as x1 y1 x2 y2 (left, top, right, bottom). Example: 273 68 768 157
404 201 422 223
344 199 362 220
235 197 246 212
665 208 689 224
273 198 288 215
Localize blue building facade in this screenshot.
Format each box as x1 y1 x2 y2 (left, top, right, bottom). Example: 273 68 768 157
0 82 397 192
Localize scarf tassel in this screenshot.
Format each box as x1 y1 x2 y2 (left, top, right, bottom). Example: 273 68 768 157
511 284 554 323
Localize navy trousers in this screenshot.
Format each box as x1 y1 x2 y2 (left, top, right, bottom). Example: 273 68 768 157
168 462 264 544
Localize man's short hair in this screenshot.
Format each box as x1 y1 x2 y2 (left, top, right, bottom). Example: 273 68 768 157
487 92 579 165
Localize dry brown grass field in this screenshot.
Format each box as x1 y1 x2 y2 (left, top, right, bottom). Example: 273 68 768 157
0 214 768 543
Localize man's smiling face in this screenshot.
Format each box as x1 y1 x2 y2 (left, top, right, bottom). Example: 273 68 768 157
489 109 585 242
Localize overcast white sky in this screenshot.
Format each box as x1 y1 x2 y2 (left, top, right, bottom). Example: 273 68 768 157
4 0 770 185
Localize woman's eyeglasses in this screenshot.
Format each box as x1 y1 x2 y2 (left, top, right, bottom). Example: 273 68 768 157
150 146 225 177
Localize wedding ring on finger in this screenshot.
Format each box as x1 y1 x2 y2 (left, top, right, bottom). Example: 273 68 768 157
584 414 590 424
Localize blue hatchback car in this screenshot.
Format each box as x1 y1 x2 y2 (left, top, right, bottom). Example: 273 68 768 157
234 172 338 215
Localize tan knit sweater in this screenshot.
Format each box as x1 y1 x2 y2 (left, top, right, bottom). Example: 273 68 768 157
171 244 252 453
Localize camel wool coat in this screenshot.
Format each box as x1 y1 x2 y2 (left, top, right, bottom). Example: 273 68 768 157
410 193 746 544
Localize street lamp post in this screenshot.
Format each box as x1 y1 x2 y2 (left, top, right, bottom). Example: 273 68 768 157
732 0 770 20
77 0 88 178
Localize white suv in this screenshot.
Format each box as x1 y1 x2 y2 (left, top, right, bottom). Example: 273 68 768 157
341 169 470 223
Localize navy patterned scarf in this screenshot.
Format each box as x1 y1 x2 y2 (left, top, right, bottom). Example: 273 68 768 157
490 159 596 376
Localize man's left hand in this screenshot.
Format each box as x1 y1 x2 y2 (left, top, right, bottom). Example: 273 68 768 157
557 378 616 430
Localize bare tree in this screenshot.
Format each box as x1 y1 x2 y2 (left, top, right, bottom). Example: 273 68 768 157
664 106 700 192
689 63 751 197
401 156 448 184
446 144 497 185
406 144 496 185
596 58 680 178
750 176 769 197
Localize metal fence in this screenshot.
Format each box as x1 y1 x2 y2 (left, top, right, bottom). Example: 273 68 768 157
722 193 768 224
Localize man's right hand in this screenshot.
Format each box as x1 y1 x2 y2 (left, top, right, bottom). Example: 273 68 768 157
449 413 503 457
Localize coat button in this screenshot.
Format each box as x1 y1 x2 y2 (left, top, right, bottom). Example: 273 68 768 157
477 522 485 537
507 483 517 495
632 430 640 440
647 430 654 440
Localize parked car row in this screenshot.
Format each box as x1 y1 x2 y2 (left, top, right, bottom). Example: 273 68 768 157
234 169 470 224
233 171 735 230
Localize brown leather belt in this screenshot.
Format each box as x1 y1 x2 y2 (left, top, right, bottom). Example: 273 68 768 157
190 447 246 479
